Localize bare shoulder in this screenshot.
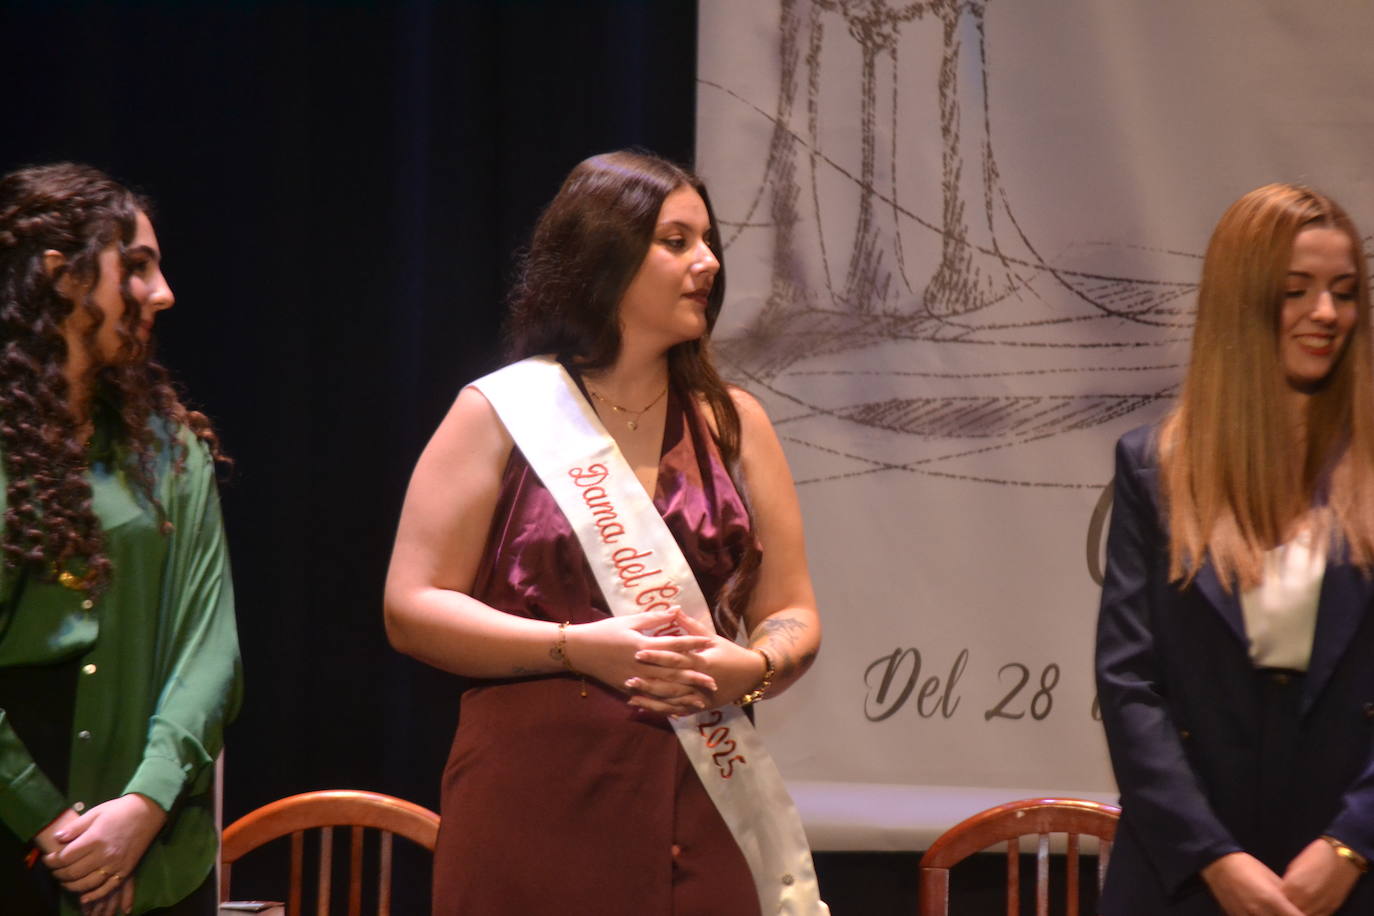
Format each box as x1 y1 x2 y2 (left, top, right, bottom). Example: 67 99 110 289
689 386 783 464
391 383 512 593
446 383 504 430
723 387 795 489
424 384 512 471
727 386 771 427
727 387 783 458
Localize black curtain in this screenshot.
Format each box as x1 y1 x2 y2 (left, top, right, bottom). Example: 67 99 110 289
2 0 696 906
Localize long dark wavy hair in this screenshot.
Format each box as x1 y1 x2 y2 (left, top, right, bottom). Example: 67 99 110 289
505 150 758 632
0 163 223 595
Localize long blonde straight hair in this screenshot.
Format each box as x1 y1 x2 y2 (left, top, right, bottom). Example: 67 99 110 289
1161 183 1374 591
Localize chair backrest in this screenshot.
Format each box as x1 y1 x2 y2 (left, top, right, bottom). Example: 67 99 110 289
221 789 440 916
918 797 1119 916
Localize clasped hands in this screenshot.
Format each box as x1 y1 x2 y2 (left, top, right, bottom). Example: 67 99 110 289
564 607 765 716
34 793 167 916
1203 840 1361 916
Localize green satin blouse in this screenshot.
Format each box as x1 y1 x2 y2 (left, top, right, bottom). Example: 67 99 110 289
0 417 242 912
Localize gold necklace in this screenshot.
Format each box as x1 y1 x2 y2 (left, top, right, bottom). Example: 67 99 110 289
587 384 668 431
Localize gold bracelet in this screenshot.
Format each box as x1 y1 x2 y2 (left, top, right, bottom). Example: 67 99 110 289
735 647 775 707
551 621 588 698
1321 835 1369 873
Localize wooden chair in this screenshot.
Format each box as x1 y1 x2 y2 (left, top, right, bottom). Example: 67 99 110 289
918 797 1120 916
221 789 440 916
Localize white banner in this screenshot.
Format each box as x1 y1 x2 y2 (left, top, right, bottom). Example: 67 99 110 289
697 0 1374 850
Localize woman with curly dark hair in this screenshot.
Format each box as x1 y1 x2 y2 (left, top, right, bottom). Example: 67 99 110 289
0 163 241 916
386 150 827 915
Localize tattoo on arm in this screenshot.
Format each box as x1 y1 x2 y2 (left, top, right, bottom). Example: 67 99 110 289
772 649 817 679
758 616 807 649
754 617 816 679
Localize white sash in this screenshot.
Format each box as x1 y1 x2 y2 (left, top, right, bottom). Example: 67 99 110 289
472 356 828 916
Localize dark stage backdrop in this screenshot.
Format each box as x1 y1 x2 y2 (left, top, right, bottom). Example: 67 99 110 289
1 0 696 908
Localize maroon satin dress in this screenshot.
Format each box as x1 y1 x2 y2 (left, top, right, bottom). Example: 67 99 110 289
431 383 763 916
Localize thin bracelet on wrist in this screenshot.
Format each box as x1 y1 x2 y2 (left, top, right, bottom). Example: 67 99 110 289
735 647 775 707
1321 835 1369 873
551 621 588 698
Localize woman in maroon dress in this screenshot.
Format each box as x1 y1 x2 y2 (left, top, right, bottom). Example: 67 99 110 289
384 150 823 915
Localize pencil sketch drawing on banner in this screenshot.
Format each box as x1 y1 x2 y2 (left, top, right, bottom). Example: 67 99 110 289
700 0 1193 490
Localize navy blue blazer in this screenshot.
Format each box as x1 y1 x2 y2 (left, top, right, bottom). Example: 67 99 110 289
1095 425 1374 914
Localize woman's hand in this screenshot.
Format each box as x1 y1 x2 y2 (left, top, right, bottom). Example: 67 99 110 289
82 878 135 916
34 807 82 854
565 608 717 715
1281 839 1361 915
43 793 165 906
1202 852 1305 915
630 609 768 710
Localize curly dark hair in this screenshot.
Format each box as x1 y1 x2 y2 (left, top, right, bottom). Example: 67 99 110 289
505 150 759 632
0 162 223 595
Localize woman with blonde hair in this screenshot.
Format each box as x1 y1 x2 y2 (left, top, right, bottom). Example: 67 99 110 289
1096 183 1374 915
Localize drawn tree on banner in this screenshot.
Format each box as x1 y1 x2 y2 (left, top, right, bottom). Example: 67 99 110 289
810 0 925 316
708 0 1197 487
813 0 1016 318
